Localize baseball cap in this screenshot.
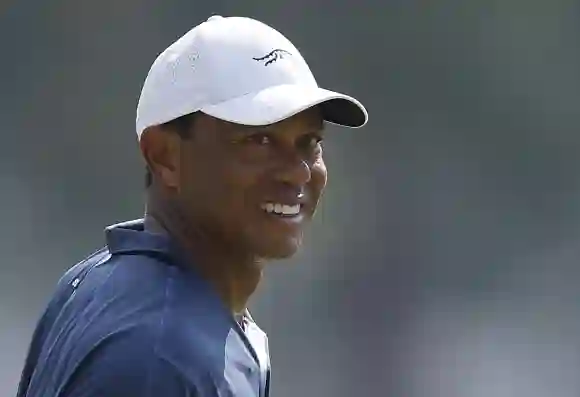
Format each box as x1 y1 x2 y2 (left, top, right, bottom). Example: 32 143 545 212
136 15 368 139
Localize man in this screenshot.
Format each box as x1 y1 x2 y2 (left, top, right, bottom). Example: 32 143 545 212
17 15 367 397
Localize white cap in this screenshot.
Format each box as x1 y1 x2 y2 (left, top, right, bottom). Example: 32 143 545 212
136 15 368 139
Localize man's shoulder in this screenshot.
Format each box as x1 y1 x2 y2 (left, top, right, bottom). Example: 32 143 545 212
58 244 196 334
27 247 226 392
66 246 232 354
42 247 179 354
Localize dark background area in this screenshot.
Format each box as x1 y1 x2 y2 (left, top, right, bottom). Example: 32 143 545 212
2 2 580 396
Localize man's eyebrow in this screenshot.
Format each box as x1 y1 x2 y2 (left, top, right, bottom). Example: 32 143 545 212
301 124 326 136
223 124 260 135
222 123 274 136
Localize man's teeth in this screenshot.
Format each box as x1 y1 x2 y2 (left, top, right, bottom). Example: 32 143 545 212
261 203 301 216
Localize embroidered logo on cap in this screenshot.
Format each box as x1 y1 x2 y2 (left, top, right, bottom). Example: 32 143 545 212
253 49 292 66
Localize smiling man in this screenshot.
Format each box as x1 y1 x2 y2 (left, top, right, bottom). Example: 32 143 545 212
17 15 367 397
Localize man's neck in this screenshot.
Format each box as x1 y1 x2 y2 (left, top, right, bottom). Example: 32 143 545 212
143 192 263 315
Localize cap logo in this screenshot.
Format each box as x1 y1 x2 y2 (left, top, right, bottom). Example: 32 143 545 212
253 49 292 66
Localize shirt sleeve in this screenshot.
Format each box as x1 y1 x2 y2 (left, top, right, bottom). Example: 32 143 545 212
60 330 197 397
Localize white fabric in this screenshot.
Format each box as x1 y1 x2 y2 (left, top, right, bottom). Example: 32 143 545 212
136 15 368 138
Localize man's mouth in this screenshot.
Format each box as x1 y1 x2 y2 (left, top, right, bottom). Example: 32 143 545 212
260 202 302 217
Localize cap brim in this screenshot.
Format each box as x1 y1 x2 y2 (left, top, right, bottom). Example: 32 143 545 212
200 84 368 128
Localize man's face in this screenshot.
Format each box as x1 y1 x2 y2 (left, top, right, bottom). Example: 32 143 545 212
176 108 327 259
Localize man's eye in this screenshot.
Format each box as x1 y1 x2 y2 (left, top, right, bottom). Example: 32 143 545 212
311 136 323 148
245 133 272 145
299 135 323 151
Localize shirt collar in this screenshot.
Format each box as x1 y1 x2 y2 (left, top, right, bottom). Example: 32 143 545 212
105 218 182 260
105 218 256 328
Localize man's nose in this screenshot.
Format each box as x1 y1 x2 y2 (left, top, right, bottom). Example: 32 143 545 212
274 152 312 187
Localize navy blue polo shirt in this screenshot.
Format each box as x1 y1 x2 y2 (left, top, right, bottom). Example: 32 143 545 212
17 220 271 397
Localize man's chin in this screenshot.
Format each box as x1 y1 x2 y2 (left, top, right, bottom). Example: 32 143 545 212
255 237 302 261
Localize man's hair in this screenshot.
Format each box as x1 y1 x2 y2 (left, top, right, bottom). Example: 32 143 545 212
144 112 198 188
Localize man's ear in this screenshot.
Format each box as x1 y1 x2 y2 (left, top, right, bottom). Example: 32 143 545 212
139 126 181 190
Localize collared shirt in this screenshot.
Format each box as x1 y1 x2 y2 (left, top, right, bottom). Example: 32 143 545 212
17 219 271 397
